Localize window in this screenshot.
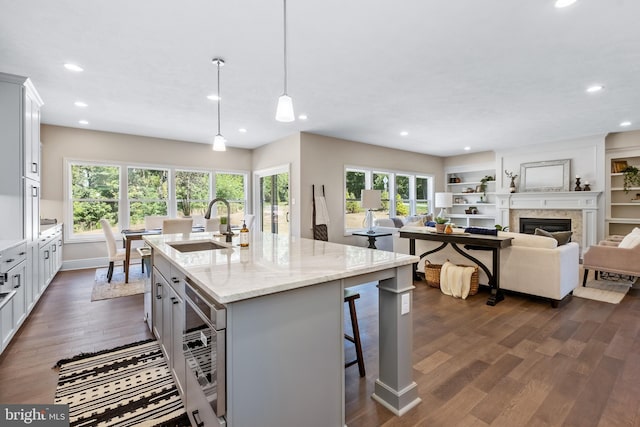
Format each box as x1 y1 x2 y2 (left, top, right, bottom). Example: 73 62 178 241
415 176 430 214
128 167 169 229
67 160 249 242
345 169 366 229
175 170 211 217
215 172 247 225
396 174 411 217
69 163 120 239
344 166 433 231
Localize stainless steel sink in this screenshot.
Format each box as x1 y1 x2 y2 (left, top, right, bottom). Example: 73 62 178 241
168 241 229 253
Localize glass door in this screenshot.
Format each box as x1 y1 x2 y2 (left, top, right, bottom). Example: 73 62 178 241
256 167 290 235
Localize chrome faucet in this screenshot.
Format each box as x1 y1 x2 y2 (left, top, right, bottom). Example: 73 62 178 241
204 197 234 242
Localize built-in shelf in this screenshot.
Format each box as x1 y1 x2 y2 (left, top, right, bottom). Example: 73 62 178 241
606 150 640 236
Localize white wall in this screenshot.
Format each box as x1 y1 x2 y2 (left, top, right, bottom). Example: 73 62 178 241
299 132 444 246
41 125 253 269
251 133 301 236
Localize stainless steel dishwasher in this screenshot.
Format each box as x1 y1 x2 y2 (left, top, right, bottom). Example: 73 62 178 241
184 278 227 427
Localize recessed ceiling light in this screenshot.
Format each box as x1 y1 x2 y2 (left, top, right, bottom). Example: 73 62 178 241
400 131 409 136
238 128 247 133
78 120 89 125
554 0 577 8
298 114 308 120
464 146 471 151
207 94 220 101
620 121 632 127
64 63 84 72
586 85 604 93
74 101 88 107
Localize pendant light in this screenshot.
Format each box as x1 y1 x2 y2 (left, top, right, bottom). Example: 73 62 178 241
275 0 295 122
212 58 227 151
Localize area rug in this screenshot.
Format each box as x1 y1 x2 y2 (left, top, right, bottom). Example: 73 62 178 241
92 264 146 301
54 339 190 427
573 277 634 304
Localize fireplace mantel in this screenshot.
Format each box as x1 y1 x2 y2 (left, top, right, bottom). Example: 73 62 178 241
496 191 602 254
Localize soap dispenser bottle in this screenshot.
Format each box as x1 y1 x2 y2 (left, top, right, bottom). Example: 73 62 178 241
240 220 250 247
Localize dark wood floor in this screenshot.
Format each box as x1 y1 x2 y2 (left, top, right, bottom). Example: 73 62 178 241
2 269 640 426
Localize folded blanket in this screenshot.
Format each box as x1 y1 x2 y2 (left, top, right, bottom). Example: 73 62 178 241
440 261 476 299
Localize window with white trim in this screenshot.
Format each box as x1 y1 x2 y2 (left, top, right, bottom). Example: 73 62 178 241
344 166 434 231
66 160 249 242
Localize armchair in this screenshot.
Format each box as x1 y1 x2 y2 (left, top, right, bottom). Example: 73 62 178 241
582 237 640 286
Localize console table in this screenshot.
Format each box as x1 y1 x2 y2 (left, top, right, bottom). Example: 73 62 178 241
351 230 393 249
399 230 513 305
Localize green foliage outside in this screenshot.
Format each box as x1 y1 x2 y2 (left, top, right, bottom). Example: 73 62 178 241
71 165 119 233
176 171 210 216
128 168 169 226
216 173 247 216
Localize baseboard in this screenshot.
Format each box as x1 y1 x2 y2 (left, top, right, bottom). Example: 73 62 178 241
61 257 108 271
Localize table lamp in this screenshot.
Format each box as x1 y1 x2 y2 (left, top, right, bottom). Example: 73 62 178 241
435 192 453 219
361 189 382 234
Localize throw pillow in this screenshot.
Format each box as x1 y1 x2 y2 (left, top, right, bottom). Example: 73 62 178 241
534 228 572 246
464 227 498 236
618 232 640 248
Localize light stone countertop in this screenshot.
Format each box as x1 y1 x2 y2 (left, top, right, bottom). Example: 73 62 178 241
0 240 26 253
144 231 418 304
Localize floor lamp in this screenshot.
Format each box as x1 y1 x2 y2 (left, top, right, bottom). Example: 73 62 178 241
435 192 453 219
361 189 382 234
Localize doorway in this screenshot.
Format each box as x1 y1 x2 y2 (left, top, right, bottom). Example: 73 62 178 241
255 166 290 235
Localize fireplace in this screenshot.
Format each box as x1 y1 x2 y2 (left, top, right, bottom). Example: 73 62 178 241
519 217 571 235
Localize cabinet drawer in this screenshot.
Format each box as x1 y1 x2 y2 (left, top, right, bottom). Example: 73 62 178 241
0 242 27 273
153 252 171 281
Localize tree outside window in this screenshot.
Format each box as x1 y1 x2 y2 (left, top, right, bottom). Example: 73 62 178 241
215 173 246 226
345 170 366 229
71 164 120 237
128 167 168 228
416 176 430 214
176 170 210 217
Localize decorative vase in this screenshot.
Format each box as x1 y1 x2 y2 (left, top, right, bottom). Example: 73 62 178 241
444 224 453 234
574 177 582 191
509 177 517 193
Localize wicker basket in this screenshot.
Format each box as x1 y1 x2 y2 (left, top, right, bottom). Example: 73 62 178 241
425 260 480 295
424 260 443 288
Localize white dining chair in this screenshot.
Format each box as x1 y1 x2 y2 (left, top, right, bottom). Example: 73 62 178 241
162 218 193 234
100 218 141 283
144 215 169 230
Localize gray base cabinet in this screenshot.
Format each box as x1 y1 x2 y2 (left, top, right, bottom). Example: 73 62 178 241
0 241 27 354
152 253 186 396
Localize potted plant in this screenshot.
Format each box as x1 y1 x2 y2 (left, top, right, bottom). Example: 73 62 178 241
435 216 447 233
180 199 191 217
219 215 228 234
622 166 640 193
479 175 495 196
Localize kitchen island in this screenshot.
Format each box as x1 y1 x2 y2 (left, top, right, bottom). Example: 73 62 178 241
144 231 420 427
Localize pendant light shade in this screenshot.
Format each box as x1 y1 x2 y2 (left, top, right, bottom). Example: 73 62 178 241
212 58 226 151
213 134 226 151
276 0 295 122
276 94 295 122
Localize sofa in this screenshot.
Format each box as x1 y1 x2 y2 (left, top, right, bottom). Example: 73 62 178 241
393 225 580 306
371 215 432 251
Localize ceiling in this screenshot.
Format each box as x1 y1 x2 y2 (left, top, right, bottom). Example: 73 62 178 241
1 0 639 157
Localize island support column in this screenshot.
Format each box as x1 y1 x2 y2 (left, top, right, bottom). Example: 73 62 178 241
372 264 421 415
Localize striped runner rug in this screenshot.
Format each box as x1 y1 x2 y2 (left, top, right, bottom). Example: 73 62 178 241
54 339 189 427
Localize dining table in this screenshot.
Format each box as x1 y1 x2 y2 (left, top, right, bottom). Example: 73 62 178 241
121 226 205 283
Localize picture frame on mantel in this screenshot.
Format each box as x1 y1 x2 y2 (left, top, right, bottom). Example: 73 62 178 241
520 159 570 192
